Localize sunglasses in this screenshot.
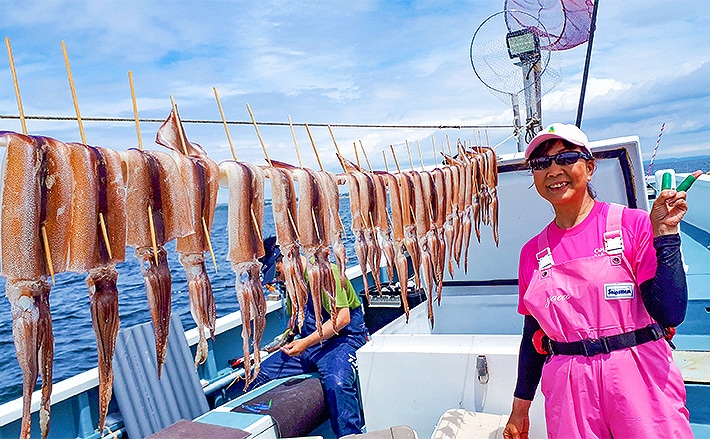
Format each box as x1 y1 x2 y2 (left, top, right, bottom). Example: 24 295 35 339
528 150 593 171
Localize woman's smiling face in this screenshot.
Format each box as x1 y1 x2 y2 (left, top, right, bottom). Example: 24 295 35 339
532 139 595 208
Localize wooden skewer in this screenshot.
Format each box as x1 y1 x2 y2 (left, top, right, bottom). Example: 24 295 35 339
359 140 373 171
41 225 55 285
326 125 349 174
98 212 113 259
311 208 321 241
305 124 324 171
287 209 301 242
61 41 86 144
431 135 438 166
213 87 238 161
128 71 143 150
288 115 304 168
6 37 27 135
416 140 425 171
202 217 218 272
389 144 401 172
147 204 160 266
246 103 273 166
404 140 415 171
382 151 389 173
353 142 361 169
170 95 189 156
251 208 263 244
446 134 453 157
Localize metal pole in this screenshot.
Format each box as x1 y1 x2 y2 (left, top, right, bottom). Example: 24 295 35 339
510 93 525 152
575 0 600 128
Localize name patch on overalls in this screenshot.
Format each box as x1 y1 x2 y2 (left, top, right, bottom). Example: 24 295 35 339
604 283 635 300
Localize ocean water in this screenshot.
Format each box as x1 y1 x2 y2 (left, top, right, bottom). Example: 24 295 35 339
644 155 710 175
0 200 358 405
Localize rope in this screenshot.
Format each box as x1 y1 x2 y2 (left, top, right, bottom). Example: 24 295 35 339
0 113 514 130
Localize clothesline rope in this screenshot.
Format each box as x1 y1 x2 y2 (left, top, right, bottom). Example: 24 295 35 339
0 113 513 130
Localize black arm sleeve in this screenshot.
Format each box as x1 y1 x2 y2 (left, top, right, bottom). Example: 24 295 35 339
639 234 688 327
513 315 547 401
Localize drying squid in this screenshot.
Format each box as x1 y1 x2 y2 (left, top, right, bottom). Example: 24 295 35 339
123 148 193 378
222 160 266 389
430 167 447 302
340 158 383 296
472 147 499 246
408 170 435 327
278 162 337 334
0 132 72 439
66 142 126 434
371 172 396 286
441 165 456 279
395 171 422 291
156 110 220 367
265 166 308 331
343 171 371 302
315 169 348 297
457 144 475 274
380 171 411 320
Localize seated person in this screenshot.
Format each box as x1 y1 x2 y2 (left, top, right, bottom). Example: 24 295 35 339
253 241 368 438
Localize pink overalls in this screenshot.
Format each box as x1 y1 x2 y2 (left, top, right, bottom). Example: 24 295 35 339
523 204 692 438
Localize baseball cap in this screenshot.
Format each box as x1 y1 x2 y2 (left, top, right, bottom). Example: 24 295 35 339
525 123 590 159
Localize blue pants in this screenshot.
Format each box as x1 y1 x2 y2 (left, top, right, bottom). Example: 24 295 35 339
253 305 368 437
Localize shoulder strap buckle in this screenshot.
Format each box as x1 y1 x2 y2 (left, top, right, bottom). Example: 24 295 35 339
536 247 554 271
603 230 624 255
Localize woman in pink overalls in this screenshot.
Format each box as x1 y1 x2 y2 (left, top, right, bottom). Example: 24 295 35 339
503 123 693 439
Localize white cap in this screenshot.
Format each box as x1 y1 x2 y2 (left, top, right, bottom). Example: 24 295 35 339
525 123 590 159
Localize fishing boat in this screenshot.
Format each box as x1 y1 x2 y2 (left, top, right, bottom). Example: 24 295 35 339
0 130 707 439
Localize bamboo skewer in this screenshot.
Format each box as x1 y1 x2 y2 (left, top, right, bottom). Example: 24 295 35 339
431 135 438 166
98 212 113 259
288 116 304 168
382 151 389 173
61 41 86 144
359 140 373 171
202 217 218 272
246 103 273 167
416 140 425 171
213 87 238 161
305 124 324 171
6 37 27 135
353 142 362 169
41 226 56 284
147 204 160 266
128 71 143 150
170 96 189 156
327 125 348 173
389 145 401 173
251 209 264 244
404 140 415 170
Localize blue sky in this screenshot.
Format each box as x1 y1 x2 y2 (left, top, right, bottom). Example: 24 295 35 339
1 0 708 174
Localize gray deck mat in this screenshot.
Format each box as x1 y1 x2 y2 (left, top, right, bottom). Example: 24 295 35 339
113 313 209 438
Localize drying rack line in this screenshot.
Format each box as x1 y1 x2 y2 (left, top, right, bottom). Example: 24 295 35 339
0 114 514 130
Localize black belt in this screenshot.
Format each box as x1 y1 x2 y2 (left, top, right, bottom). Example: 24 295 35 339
544 323 665 357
